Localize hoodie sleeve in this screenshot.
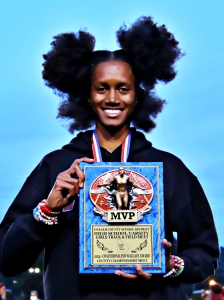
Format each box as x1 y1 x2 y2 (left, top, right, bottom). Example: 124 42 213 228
0 158 58 276
167 160 219 284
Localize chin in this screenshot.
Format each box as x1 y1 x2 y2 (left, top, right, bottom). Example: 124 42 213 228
101 117 131 127
101 123 130 133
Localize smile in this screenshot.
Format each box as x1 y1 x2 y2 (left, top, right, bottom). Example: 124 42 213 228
103 109 123 117
104 109 122 114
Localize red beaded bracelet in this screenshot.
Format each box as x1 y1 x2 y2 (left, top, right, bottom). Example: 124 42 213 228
39 200 60 215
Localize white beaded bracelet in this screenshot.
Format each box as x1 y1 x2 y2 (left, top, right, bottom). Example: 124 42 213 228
33 204 59 225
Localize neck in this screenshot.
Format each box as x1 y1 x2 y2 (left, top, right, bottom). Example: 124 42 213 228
95 123 130 152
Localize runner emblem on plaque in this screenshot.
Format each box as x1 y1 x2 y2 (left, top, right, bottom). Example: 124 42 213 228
89 167 153 223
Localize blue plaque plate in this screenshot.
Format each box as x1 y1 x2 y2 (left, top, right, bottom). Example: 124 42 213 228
79 162 165 274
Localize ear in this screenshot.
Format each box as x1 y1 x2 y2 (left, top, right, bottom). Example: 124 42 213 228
88 98 92 106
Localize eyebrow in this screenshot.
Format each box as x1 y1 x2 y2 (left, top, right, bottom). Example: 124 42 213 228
94 81 131 87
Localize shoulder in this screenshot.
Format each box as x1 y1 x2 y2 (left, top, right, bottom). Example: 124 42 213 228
146 147 202 199
32 148 78 174
132 130 192 173
39 134 91 167
24 146 85 192
40 130 92 167
150 146 194 175
42 148 75 163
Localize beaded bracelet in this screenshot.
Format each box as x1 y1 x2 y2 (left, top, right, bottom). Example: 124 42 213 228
39 200 60 216
163 255 185 278
33 200 60 225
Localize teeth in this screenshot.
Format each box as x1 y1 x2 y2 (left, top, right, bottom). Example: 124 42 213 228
104 109 121 114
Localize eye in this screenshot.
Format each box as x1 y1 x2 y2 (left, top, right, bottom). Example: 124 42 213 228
96 86 106 93
118 86 129 93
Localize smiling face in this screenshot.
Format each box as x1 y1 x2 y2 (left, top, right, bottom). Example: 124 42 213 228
89 60 137 132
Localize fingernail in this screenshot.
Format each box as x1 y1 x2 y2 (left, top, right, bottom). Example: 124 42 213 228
115 271 121 276
136 264 141 271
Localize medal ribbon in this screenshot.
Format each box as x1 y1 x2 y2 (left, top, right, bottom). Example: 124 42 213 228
63 130 131 212
92 129 132 162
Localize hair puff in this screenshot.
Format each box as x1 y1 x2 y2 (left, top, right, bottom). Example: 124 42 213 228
116 16 183 90
42 31 95 95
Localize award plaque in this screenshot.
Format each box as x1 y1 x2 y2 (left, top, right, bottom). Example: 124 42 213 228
79 162 165 274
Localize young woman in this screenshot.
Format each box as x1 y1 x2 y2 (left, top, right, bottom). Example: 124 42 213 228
0 16 219 300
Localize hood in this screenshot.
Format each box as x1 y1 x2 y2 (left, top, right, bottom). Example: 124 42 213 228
62 128 152 156
129 128 152 155
62 130 93 156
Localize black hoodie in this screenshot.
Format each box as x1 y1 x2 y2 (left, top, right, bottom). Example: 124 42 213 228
0 130 219 300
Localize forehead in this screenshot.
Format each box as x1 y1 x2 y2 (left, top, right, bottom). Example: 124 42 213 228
92 61 134 83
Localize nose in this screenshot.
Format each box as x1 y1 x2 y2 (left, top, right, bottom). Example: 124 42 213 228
106 89 118 104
